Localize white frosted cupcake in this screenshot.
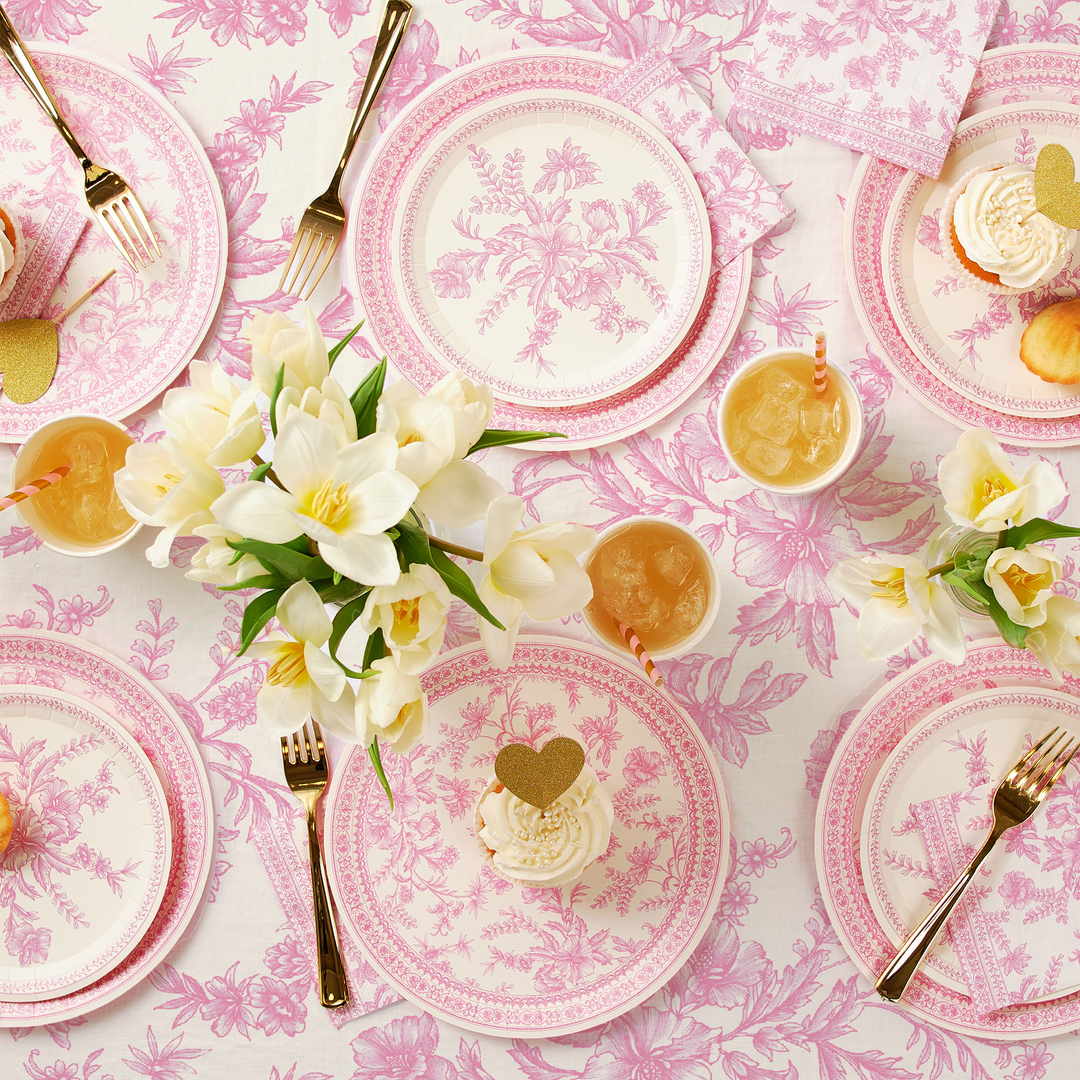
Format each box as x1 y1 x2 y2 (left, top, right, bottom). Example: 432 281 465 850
939 161 1076 294
474 766 614 888
0 203 25 304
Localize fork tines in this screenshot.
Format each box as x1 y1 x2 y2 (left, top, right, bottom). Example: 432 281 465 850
96 191 160 272
281 720 324 765
278 212 341 301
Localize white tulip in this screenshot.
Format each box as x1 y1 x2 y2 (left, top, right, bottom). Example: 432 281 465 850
247 580 354 738
161 360 265 468
938 428 1065 532
248 306 329 398
210 410 418 587
984 544 1062 627
354 656 428 754
429 371 494 458
360 563 452 675
1026 595 1080 682
275 375 358 450
826 554 966 664
185 523 264 586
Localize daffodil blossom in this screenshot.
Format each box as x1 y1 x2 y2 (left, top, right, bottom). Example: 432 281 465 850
210 410 418 586
275 375 358 450
826 554 966 664
114 437 225 569
938 428 1066 532
185 523 264 586
160 360 265 468
359 563 452 675
249 306 329 398
1026 595 1080 682
354 656 428 754
983 544 1062 627
478 494 595 668
247 580 354 737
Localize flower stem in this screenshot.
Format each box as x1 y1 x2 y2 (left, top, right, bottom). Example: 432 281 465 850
926 561 955 579
427 534 484 562
251 454 285 490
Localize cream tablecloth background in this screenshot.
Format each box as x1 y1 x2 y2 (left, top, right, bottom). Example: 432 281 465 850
3 1 1078 1078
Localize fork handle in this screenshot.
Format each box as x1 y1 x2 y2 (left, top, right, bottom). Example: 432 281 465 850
329 0 413 189
0 6 92 171
305 805 350 1009
875 827 1002 1002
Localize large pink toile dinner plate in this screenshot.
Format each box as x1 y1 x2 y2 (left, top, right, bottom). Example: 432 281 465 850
346 48 751 449
0 630 214 1025
816 640 1080 1039
325 636 731 1038
0 44 228 443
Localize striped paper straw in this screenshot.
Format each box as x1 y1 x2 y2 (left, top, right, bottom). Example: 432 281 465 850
813 330 828 394
1 463 71 511
616 620 664 688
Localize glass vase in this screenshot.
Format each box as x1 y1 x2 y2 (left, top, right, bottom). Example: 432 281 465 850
924 524 998 620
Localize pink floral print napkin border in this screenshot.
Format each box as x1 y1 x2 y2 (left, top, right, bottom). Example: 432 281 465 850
0 175 87 322
913 776 1080 1016
252 813 402 1026
601 48 792 267
731 1 998 178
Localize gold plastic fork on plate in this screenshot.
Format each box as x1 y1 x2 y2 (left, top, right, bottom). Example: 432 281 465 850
281 720 349 1009
0 5 161 272
278 0 412 300
876 726 1079 1003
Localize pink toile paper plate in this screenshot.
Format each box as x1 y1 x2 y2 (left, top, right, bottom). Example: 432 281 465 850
324 636 731 1038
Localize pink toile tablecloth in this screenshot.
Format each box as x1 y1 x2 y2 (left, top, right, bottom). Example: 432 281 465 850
2 2 1079 1078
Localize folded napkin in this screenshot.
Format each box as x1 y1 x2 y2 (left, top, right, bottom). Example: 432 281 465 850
913 777 1080 1015
0 175 87 322
252 813 401 1026
731 2 997 178
601 48 792 268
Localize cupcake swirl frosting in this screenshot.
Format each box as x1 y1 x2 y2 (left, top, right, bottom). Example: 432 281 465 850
954 164 1075 289
0 230 13 276
478 766 613 886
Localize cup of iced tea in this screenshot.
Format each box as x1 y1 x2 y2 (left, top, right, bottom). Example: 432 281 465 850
11 413 140 557
581 517 720 661
718 348 864 495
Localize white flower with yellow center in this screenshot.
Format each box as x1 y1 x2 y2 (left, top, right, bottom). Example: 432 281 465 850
478 495 596 668
210 410 418 586
984 544 1062 627
274 375 357 450
354 656 428 754
359 563 452 675
248 306 329 398
938 428 1065 532
1026 595 1080 682
247 580 355 737
429 371 494 458
161 360 266 468
826 554 966 664
115 437 225 569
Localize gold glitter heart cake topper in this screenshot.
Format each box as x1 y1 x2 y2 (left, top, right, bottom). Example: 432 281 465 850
494 737 585 809
1035 143 1080 230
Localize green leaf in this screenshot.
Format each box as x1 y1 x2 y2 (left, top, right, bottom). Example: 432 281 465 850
362 626 385 671
369 740 394 810
303 557 335 581
327 319 364 370
316 579 369 605
350 357 387 438
987 593 1029 649
268 361 286 439
237 589 284 655
466 428 566 455
229 539 312 580
328 594 371 677
249 461 272 484
217 573 293 592
394 519 433 568
282 535 313 553
942 569 991 607
429 547 504 629
1004 517 1080 550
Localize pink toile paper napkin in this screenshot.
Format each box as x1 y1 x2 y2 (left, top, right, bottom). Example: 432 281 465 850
252 812 402 1026
0 174 87 322
913 773 1080 1016
731 1 997 178
602 48 792 268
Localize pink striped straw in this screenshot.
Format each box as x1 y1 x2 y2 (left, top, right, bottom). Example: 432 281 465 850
1 463 71 511
813 330 828 394
616 620 664 688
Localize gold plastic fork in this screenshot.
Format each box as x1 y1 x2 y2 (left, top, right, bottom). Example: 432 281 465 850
281 720 349 1009
876 726 1079 1003
278 0 412 299
0 5 160 272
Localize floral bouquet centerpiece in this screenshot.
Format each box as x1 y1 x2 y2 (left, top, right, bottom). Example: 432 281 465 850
114 308 595 800
827 428 1080 679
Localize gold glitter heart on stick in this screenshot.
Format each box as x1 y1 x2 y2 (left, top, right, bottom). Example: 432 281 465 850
0 270 114 404
1034 143 1080 229
495 737 585 809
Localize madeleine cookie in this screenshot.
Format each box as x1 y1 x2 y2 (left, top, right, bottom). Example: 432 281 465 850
0 789 12 857
1020 297 1080 384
